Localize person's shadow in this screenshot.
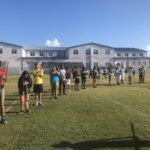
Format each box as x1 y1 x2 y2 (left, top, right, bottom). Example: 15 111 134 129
52 123 150 150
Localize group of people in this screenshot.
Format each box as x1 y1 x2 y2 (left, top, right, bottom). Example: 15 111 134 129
0 61 146 124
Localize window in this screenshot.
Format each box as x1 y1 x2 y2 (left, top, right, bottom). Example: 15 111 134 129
12 49 17 54
94 62 98 68
125 53 129 57
39 52 44 56
86 62 91 68
117 53 121 57
139 53 143 57
106 50 110 54
132 53 136 57
74 49 78 54
86 49 91 55
53 52 57 56
0 48 3 54
49 52 53 56
93 49 98 54
30 52 35 56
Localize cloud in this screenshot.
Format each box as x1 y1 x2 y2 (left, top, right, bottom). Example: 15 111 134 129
45 39 61 47
146 45 150 50
145 45 150 56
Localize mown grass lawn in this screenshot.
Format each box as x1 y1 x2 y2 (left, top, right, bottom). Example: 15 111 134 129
0 73 150 150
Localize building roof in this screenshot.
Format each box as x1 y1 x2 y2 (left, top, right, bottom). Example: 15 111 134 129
114 57 150 59
23 46 68 51
115 48 147 52
0 41 22 48
68 42 114 49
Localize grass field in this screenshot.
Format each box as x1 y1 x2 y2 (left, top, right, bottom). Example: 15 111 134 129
0 73 150 150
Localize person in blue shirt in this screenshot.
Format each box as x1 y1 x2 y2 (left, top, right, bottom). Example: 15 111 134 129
50 67 60 99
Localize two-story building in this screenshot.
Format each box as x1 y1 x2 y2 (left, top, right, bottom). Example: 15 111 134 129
0 41 149 74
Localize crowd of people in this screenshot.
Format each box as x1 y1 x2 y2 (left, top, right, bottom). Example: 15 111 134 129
0 61 146 124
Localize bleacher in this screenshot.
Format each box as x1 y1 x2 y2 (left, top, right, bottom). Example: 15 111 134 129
42 62 84 73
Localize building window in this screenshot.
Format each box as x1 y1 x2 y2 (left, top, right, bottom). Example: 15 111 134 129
106 50 110 54
0 48 3 54
132 53 136 57
39 52 44 56
49 52 53 56
93 50 98 54
86 49 91 55
86 62 91 68
94 62 98 68
139 53 143 57
30 52 35 56
12 49 17 54
117 53 121 57
74 49 78 55
125 53 129 57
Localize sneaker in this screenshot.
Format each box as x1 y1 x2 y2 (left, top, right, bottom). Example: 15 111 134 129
35 102 38 106
18 110 24 115
0 119 8 124
38 102 44 105
26 110 30 113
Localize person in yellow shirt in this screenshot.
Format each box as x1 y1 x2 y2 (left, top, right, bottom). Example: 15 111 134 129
33 63 44 106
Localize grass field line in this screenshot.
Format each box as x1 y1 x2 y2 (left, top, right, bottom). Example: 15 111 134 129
5 100 18 112
96 95 150 119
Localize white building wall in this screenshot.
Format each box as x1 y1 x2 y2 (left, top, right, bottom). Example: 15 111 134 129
68 44 115 69
0 44 23 74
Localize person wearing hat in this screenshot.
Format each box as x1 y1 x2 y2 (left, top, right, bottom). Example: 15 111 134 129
0 60 8 124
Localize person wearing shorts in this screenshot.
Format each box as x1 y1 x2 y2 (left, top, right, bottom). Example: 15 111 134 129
73 67 80 91
66 68 71 93
18 71 32 114
33 63 44 106
50 67 60 99
0 60 7 124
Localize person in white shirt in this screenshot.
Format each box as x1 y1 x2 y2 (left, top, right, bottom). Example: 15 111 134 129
115 67 121 85
120 66 125 84
59 65 67 95
128 67 133 85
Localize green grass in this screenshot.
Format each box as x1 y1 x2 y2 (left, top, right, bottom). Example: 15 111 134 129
0 73 150 150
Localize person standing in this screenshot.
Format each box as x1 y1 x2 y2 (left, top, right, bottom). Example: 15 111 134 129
115 67 121 85
108 65 113 86
66 68 71 93
73 67 80 91
18 71 32 114
81 67 87 89
128 67 133 85
33 63 44 106
0 61 8 124
59 65 67 95
50 67 60 99
92 67 98 88
141 65 145 83
120 66 125 84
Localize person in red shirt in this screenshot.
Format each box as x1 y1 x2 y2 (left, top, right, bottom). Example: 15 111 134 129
0 60 8 124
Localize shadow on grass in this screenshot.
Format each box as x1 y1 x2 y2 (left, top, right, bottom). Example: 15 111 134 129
52 123 150 150
6 111 19 114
